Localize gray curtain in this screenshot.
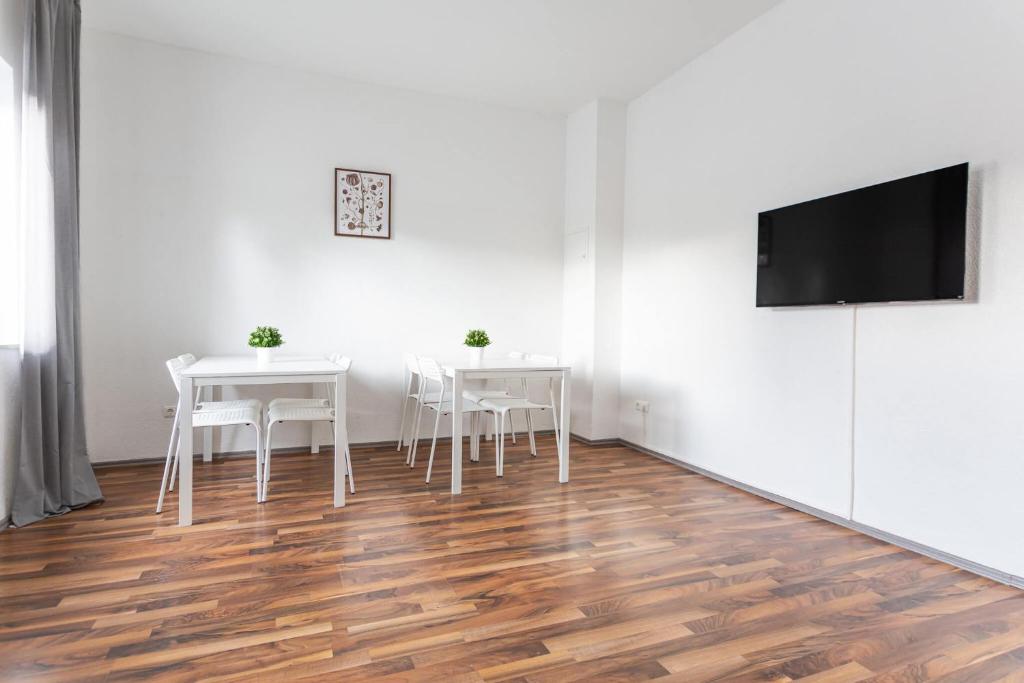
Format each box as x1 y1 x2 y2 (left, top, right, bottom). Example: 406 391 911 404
11 0 102 526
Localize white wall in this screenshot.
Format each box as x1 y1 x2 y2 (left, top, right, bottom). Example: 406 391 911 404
620 0 1024 577
561 100 625 441
561 104 597 438
80 31 565 462
0 0 25 525
591 102 625 440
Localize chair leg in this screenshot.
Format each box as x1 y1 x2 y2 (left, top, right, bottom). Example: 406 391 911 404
397 375 412 450
396 396 408 451
169 427 181 492
169 453 179 492
493 412 501 471
497 412 505 477
509 410 517 444
470 412 479 463
474 413 482 462
408 401 424 466
411 402 429 468
501 414 506 477
549 385 560 448
262 422 275 502
526 409 537 456
204 426 213 462
425 442 434 483
424 406 443 479
254 424 263 502
156 414 180 513
425 408 441 484
346 444 355 493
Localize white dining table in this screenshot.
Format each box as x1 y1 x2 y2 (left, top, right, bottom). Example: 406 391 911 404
443 358 571 494
177 355 350 526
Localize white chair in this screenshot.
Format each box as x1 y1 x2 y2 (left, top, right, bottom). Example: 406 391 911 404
262 355 355 502
464 351 526 444
400 352 523 455
477 353 561 476
526 353 561 447
156 354 264 513
409 357 500 483
396 353 441 452
403 355 453 467
402 354 455 467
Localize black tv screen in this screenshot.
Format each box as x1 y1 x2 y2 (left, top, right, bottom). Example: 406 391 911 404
756 163 968 307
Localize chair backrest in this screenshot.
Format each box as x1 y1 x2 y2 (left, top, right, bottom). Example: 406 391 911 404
165 353 196 395
329 354 352 372
416 358 449 404
416 357 444 384
404 353 421 375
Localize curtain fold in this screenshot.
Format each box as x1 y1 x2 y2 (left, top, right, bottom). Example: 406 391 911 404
11 0 102 527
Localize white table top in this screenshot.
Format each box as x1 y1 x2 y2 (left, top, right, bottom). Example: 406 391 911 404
441 358 570 374
182 355 345 377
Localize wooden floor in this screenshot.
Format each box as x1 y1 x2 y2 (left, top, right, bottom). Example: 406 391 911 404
2 438 1024 682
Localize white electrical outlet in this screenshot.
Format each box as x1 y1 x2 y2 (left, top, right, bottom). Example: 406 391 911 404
634 400 650 413
163 405 176 419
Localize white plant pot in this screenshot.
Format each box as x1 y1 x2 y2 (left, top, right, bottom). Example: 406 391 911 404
256 347 275 366
467 346 484 366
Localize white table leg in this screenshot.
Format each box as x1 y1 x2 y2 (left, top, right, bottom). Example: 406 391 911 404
179 376 194 526
311 383 322 453
334 373 348 507
451 370 464 495
202 385 213 462
475 413 481 462
558 369 571 483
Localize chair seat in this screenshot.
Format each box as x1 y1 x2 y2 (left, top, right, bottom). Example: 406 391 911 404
193 404 262 428
409 392 443 403
478 397 551 413
424 399 492 414
462 389 513 402
269 397 329 410
196 398 262 412
269 405 334 423
262 354 354 504
158 354 265 515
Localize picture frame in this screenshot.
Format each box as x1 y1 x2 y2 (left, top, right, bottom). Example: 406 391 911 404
334 168 392 239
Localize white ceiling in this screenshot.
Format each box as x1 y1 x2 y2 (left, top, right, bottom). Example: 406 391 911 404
82 0 780 114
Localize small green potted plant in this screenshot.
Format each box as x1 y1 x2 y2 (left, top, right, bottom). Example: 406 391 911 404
464 328 490 365
249 325 284 366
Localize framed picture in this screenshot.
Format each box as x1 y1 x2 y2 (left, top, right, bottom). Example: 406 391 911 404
334 168 392 239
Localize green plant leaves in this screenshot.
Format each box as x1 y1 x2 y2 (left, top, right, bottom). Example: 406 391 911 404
248 326 284 348
464 329 490 348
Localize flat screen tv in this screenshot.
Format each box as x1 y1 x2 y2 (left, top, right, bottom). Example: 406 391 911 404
756 163 968 307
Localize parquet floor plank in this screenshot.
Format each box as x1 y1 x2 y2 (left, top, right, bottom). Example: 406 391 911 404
1 438 1021 680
